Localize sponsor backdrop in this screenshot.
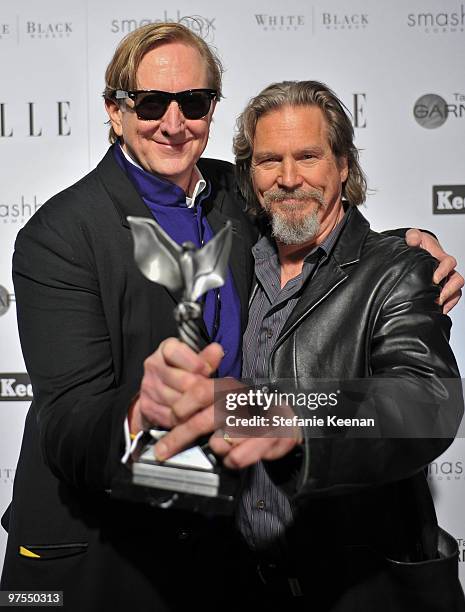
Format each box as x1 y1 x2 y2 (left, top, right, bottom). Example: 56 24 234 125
0 0 464 582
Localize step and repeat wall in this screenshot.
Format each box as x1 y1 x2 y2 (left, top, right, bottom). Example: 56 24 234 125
1 0 464 580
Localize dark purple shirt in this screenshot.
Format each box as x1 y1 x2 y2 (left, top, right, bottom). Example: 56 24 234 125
113 144 241 378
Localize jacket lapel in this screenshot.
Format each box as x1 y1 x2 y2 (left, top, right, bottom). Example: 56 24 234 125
275 258 348 348
97 146 253 342
273 206 370 349
95 148 214 342
205 192 253 335
96 146 154 227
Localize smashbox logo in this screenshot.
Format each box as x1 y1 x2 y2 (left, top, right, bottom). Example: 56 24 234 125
254 13 306 31
0 374 33 401
428 460 464 480
321 12 369 30
433 186 465 214
407 5 465 32
413 93 465 129
0 195 42 224
111 12 216 41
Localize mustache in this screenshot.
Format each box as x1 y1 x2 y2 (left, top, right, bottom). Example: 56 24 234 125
263 188 325 207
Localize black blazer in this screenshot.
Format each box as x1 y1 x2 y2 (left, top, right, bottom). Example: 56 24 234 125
1 148 258 611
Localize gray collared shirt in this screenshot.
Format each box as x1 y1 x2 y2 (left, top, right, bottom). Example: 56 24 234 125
237 214 347 556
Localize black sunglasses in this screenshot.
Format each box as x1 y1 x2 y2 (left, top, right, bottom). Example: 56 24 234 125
114 88 219 121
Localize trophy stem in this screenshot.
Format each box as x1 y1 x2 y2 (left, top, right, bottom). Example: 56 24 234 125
174 301 203 353
122 218 236 511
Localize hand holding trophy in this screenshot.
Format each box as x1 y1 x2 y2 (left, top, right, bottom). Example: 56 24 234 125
116 216 237 513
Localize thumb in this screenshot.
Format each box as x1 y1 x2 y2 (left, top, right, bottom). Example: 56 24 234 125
198 342 224 376
405 228 422 248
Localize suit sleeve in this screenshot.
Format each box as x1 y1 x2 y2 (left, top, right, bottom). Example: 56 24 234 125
13 207 138 491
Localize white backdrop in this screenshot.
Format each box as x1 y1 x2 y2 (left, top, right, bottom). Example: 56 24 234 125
1 0 464 581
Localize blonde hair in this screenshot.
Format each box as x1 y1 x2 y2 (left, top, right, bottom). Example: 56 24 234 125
103 22 223 143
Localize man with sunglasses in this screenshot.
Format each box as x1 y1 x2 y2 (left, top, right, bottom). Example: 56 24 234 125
1 22 463 612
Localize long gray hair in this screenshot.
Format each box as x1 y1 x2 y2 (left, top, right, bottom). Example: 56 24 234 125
233 80 367 215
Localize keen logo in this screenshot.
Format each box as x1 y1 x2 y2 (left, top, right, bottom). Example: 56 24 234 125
433 185 465 214
0 374 33 401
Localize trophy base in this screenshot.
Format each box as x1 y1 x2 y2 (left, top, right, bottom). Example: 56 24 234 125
133 457 220 498
111 433 238 516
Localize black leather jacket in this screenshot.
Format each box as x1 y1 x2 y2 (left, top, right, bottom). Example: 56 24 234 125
263 206 464 610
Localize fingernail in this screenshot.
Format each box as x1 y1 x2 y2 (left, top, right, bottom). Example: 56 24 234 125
154 442 167 461
204 362 214 376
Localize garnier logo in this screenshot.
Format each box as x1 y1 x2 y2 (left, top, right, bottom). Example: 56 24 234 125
433 185 465 214
0 374 33 400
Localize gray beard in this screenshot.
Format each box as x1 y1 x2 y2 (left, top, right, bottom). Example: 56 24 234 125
269 208 320 245
262 188 325 245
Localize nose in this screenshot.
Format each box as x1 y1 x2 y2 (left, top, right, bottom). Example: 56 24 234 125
159 100 185 136
277 159 303 190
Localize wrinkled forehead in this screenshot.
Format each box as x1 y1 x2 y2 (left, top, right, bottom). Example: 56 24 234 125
136 42 210 90
253 105 332 149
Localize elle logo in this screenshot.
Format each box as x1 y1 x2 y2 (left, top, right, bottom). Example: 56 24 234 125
0 102 71 137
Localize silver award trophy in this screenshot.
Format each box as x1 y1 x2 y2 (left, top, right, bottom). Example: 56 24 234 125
117 216 237 513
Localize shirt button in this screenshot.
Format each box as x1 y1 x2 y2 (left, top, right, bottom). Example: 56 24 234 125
266 329 273 339
256 499 266 511
177 528 190 541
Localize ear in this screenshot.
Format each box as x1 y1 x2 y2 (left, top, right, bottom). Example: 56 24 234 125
338 155 349 183
105 98 123 138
